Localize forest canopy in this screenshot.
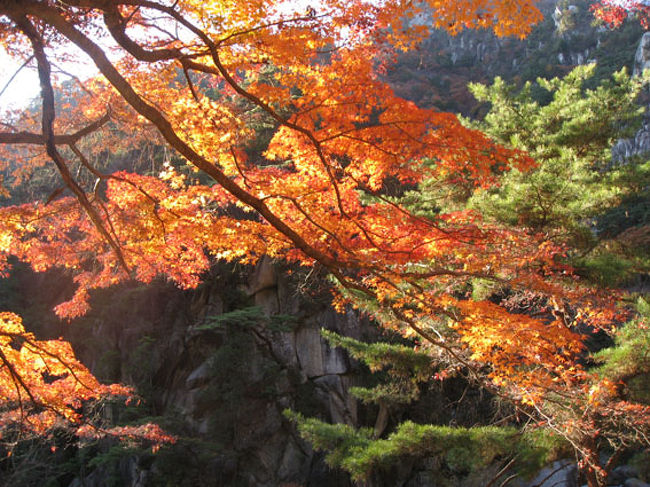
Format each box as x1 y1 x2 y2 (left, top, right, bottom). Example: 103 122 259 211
0 1 648 486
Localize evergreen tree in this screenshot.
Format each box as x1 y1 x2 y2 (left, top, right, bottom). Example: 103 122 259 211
289 65 650 486
464 65 645 241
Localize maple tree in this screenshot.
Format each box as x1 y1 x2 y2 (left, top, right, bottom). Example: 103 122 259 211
0 1 647 486
0 312 173 450
592 0 650 28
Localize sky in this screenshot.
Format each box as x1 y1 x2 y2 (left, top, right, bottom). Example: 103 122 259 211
0 50 41 110
0 0 368 111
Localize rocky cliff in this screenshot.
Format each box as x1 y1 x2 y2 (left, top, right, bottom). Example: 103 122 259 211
613 31 650 161
389 0 643 114
52 259 367 487
1 2 649 486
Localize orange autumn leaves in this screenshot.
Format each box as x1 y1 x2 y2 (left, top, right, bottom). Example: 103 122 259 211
591 0 650 29
0 312 175 447
0 0 641 455
0 312 128 431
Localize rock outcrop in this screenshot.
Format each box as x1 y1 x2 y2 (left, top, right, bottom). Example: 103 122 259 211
612 32 650 162
634 32 650 76
61 260 368 487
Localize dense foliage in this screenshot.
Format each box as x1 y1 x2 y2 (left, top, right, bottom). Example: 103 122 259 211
293 43 650 487
0 1 648 486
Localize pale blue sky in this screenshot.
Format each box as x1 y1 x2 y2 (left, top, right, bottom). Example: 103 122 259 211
0 50 40 110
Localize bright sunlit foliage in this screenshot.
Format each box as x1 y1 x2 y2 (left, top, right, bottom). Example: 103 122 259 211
0 1 647 485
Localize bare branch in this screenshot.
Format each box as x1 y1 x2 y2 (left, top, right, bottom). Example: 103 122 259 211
0 111 111 145
11 13 131 275
0 54 34 100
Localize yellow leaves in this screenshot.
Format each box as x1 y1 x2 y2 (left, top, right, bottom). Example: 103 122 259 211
586 378 619 407
0 0 627 444
159 162 187 190
0 312 25 345
422 0 543 38
449 299 590 405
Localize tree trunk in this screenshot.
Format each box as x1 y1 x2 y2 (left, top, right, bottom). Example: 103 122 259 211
582 439 607 487
584 467 602 487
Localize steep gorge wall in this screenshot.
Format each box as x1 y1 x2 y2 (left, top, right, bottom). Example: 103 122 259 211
3 2 649 485
389 0 643 114
59 259 366 487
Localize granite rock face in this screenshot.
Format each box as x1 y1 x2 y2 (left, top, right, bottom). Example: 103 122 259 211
612 32 650 163
64 260 367 487
634 32 650 77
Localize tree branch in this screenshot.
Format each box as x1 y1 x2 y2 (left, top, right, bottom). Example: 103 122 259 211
11 13 131 275
0 111 111 145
